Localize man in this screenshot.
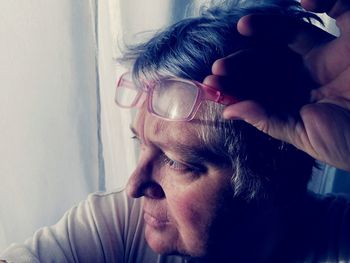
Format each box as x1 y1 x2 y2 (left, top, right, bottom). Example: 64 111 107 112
1 0 350 262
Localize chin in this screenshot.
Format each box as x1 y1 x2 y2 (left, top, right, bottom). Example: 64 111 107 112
145 226 207 257
144 225 178 255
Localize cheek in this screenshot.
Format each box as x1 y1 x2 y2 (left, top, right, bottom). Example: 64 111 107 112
166 175 232 230
160 168 234 255
167 186 221 241
173 193 208 223
169 194 213 255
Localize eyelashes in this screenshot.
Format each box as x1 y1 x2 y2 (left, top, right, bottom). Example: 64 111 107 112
161 154 189 172
161 154 206 175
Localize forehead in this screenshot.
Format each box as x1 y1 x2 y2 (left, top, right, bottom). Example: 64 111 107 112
133 107 201 147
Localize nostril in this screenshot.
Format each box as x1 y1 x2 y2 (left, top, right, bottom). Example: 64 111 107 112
126 178 165 199
144 183 165 199
126 156 164 199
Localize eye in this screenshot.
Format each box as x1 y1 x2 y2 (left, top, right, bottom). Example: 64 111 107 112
161 154 204 174
166 158 187 171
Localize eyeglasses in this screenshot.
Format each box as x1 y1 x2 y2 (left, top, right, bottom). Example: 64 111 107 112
115 72 238 121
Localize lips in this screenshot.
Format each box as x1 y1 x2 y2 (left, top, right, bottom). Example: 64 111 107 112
143 211 169 229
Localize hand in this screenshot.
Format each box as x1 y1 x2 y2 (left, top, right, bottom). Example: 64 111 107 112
205 0 350 171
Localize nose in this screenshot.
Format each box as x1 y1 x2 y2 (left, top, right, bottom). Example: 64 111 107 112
126 158 165 199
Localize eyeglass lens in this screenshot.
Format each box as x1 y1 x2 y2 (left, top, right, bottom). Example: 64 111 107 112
115 73 140 108
151 79 199 120
116 75 201 120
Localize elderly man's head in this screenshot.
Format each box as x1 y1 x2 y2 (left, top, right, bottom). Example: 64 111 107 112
119 0 317 258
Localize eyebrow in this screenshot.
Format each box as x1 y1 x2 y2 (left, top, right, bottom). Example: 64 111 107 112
129 125 227 167
172 143 224 166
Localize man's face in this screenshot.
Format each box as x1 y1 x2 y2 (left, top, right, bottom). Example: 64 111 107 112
126 108 235 257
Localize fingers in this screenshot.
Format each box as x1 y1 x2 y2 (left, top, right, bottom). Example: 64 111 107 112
209 46 313 112
300 0 337 13
336 11 350 34
237 14 299 40
203 75 240 96
236 13 349 85
237 14 335 56
301 0 350 19
211 50 249 76
222 100 268 127
316 65 350 103
224 99 350 171
222 101 300 146
303 34 350 84
300 102 350 170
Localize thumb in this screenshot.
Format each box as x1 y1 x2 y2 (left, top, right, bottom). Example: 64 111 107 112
223 100 269 133
223 100 300 147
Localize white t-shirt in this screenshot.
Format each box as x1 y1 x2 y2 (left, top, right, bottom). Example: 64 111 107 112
0 190 186 263
1 190 350 263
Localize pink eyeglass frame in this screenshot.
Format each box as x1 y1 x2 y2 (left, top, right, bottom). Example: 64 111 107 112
115 72 239 121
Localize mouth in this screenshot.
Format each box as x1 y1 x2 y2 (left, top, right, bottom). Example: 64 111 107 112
143 211 169 229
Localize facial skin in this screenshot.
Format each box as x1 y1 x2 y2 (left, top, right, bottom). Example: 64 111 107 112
126 107 236 257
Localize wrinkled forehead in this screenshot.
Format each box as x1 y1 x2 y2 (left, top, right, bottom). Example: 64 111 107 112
132 105 202 146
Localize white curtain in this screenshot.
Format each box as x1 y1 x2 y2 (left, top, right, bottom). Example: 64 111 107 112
0 1 103 250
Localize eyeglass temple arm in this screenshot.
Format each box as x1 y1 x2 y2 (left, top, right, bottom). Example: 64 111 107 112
202 85 239 105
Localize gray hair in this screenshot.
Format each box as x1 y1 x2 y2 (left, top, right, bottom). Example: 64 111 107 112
119 0 318 202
